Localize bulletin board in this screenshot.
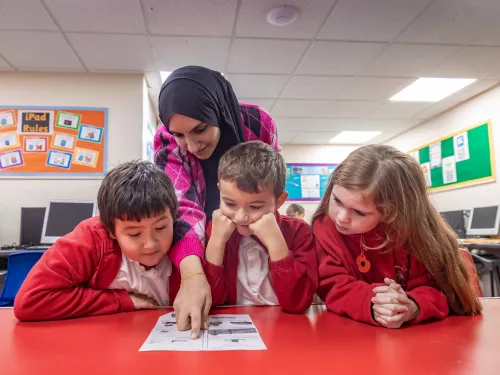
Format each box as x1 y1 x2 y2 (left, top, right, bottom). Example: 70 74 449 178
0 106 107 178
408 120 495 192
286 163 338 201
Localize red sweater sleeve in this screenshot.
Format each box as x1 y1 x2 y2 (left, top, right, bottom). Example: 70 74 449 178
405 257 449 323
203 221 228 306
154 126 206 267
316 244 383 326
269 221 318 313
14 224 134 321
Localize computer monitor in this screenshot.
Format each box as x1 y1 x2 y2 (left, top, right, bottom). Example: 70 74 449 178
440 210 466 239
467 205 500 237
41 201 97 244
20 207 46 246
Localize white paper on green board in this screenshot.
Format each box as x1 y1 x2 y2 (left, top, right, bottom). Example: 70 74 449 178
453 132 470 162
420 162 431 187
442 156 457 184
409 150 420 164
429 142 442 169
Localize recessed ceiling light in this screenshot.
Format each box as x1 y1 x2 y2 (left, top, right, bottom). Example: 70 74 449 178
329 131 381 144
390 77 476 102
160 71 172 83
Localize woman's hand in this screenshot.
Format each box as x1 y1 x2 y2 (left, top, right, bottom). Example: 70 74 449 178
174 255 212 339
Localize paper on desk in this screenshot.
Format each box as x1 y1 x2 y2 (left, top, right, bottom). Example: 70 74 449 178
139 313 267 351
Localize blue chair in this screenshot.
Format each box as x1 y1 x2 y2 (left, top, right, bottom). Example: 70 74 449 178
0 251 44 307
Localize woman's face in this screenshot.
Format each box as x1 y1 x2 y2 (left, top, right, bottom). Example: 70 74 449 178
168 114 221 160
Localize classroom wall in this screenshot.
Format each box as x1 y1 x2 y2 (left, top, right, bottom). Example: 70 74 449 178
386 84 500 212
142 79 157 163
0 72 144 245
279 144 358 223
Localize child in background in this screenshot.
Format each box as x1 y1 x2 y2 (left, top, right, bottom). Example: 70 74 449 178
286 203 305 220
313 145 482 328
15 161 183 321
204 141 317 313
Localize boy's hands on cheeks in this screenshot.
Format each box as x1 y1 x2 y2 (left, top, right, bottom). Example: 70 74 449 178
211 209 236 244
248 213 289 261
371 278 420 329
205 209 235 266
129 293 159 310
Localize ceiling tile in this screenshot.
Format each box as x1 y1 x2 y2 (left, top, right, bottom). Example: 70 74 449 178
236 0 335 39
318 0 433 42
0 55 12 69
472 22 500 46
397 0 500 45
369 102 432 119
371 132 400 144
297 41 387 75
362 43 460 77
151 36 230 72
289 131 339 144
44 0 146 33
320 100 382 118
227 74 289 98
239 98 276 112
338 77 414 100
142 0 238 36
272 99 329 117
428 46 500 79
67 33 156 71
0 0 57 31
228 38 309 74
275 117 358 131
281 75 355 99
276 129 299 144
354 118 420 133
486 70 500 80
0 31 83 71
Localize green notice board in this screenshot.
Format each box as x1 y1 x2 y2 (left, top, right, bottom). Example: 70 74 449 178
408 121 495 192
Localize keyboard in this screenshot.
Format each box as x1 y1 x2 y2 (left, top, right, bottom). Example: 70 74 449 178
25 245 51 250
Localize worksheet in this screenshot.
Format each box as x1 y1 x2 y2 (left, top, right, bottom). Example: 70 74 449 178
139 313 267 351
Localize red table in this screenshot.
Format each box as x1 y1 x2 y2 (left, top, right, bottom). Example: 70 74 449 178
1 299 500 375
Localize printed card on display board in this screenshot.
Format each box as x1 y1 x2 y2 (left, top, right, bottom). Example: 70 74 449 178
420 162 432 187
52 133 76 151
442 156 458 184
56 112 81 131
0 110 16 127
73 147 99 168
453 132 470 162
17 110 54 135
46 150 72 169
0 131 20 150
77 124 103 143
24 137 48 153
0 149 23 169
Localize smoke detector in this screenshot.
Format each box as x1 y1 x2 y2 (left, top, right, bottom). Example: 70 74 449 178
266 5 299 26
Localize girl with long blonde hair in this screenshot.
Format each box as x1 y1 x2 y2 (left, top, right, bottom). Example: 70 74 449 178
313 144 482 328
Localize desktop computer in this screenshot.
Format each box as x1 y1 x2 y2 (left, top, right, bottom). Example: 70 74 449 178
440 210 467 239
41 201 97 244
20 207 46 247
467 205 500 237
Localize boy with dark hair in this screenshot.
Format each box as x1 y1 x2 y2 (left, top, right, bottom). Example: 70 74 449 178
15 161 182 321
205 141 317 313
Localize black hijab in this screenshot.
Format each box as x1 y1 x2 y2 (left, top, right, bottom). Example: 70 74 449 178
158 66 245 221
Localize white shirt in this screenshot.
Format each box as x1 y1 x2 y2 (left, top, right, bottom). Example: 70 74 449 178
236 236 279 306
108 253 172 306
